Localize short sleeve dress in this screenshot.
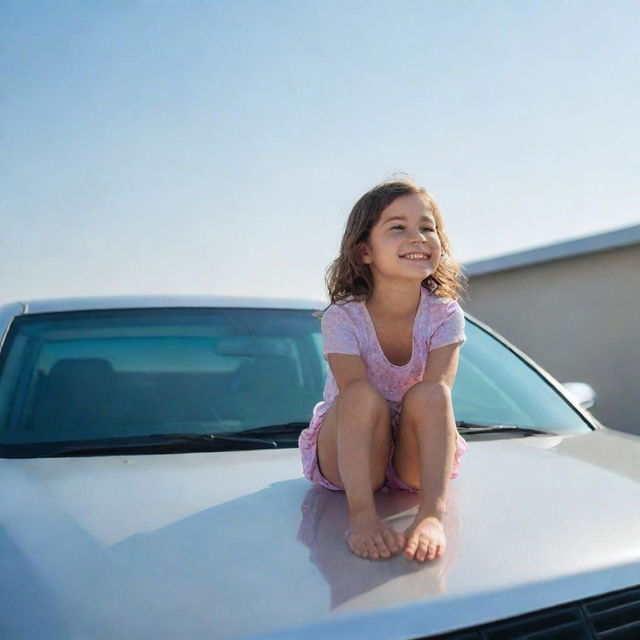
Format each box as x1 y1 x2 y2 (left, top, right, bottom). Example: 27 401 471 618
298 285 469 492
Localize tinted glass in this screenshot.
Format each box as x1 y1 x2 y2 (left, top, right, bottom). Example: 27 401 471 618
0 308 325 444
0 307 591 451
453 321 591 433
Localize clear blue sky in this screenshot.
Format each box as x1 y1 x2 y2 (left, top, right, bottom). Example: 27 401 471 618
2 0 639 304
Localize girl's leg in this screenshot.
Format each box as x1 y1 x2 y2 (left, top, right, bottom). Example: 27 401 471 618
317 379 405 559
391 380 457 562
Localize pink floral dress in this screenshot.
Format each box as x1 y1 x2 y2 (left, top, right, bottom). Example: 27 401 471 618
298 285 469 492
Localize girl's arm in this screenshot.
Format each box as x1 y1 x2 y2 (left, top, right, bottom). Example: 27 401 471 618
423 343 462 390
326 353 368 393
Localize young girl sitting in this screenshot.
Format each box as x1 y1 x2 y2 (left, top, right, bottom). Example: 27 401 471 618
298 177 469 563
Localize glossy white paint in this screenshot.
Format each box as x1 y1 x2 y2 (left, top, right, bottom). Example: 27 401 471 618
562 381 597 409
2 426 639 639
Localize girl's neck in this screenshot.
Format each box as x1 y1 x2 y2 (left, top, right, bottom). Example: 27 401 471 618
365 283 423 320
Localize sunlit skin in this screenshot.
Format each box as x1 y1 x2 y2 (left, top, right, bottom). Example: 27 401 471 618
320 192 459 562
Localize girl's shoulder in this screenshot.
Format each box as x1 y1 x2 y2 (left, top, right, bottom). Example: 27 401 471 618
421 288 465 325
315 294 362 317
315 298 367 333
317 298 368 355
422 285 450 302
423 287 462 309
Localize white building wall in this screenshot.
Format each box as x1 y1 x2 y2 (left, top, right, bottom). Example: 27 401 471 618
462 243 640 436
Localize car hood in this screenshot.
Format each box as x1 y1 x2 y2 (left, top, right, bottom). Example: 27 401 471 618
1 426 639 639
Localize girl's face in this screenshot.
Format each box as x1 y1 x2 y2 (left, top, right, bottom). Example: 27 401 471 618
359 193 442 283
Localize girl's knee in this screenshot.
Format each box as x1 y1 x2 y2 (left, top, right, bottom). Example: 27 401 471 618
339 379 388 412
402 380 450 411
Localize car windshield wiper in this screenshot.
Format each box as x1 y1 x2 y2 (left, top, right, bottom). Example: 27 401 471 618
240 421 554 438
238 422 309 436
456 421 553 436
28 432 278 458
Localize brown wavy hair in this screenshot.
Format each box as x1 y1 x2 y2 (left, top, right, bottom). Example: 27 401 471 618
318 177 468 316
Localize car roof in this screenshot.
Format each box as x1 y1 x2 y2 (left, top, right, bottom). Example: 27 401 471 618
10 295 330 315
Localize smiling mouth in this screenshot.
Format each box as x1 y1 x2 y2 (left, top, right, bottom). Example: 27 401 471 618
400 254 431 261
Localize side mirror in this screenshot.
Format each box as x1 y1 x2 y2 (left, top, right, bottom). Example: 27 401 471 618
561 382 596 410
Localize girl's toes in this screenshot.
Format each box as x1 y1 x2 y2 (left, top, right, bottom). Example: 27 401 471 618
426 543 437 560
376 545 390 559
374 534 391 557
404 538 417 559
381 529 398 554
366 540 379 559
351 540 365 557
416 543 428 562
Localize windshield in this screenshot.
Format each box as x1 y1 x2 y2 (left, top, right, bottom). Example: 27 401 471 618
0 308 326 455
0 306 591 457
453 321 591 434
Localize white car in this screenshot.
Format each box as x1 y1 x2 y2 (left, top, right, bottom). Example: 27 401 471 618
0 295 638 639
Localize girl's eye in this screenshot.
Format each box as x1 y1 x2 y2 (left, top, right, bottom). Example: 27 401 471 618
391 226 434 232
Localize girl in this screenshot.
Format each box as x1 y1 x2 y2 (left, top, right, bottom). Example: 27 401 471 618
298 177 469 563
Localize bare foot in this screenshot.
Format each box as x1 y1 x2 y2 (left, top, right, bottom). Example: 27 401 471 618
403 515 446 562
347 511 405 559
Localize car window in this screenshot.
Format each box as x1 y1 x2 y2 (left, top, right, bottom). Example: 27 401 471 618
453 321 591 433
0 308 325 447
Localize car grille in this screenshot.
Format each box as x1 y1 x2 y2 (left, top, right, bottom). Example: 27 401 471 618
426 583 640 639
